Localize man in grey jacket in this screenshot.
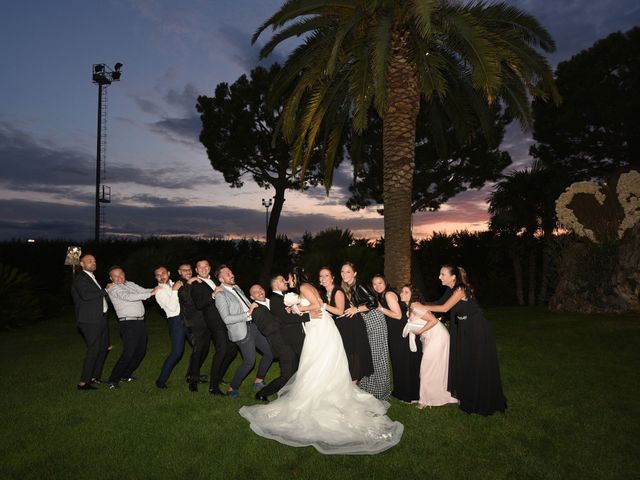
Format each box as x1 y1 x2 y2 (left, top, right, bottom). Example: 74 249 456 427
106 265 159 389
214 265 273 398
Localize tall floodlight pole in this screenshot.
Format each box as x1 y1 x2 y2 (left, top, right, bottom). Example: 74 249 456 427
92 63 122 242
261 197 273 239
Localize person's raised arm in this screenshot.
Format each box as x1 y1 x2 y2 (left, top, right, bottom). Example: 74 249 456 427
425 288 465 313
379 291 402 320
324 289 345 316
411 311 439 335
297 283 321 313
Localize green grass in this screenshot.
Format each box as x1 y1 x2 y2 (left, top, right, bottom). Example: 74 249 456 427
1 307 639 479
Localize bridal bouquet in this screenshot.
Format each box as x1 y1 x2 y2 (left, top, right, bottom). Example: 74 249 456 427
284 292 301 314
283 292 299 306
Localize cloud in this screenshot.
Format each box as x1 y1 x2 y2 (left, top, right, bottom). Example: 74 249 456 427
131 95 164 116
149 114 202 146
217 24 286 70
0 197 385 241
0 122 211 192
164 83 200 114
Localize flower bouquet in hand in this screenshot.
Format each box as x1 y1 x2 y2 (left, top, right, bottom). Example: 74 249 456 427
284 292 301 315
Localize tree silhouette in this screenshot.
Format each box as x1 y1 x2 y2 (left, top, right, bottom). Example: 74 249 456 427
252 1 559 288
197 64 329 286
531 27 640 179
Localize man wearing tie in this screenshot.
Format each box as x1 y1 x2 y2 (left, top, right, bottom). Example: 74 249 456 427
191 259 237 396
71 253 109 390
215 265 274 398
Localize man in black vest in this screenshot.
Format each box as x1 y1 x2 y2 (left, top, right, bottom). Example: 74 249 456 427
71 253 109 390
176 262 208 392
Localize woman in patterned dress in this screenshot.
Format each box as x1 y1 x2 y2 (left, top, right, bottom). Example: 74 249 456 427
340 262 391 401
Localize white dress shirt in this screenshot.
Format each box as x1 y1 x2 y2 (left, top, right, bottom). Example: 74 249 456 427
155 281 181 318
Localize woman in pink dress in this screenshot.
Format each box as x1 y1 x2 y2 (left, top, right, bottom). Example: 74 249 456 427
409 306 458 409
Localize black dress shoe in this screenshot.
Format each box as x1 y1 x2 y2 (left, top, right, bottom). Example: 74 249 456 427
209 387 224 396
188 382 198 392
155 380 168 389
255 392 269 402
77 383 97 390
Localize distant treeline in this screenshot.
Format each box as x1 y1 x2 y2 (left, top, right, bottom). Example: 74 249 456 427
0 228 564 328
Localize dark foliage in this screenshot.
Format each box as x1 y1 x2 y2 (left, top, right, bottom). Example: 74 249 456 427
531 27 640 179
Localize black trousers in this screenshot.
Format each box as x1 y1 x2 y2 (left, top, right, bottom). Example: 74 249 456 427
108 320 147 383
187 320 210 381
206 314 237 390
189 315 237 390
257 332 296 397
77 318 109 383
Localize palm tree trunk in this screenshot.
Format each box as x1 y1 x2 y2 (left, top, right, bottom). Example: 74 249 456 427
538 236 551 304
510 251 525 305
382 30 420 289
527 246 536 306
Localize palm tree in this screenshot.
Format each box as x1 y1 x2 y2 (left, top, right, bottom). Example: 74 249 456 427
253 0 559 288
488 160 567 304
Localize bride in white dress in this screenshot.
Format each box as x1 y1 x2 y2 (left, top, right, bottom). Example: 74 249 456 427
239 270 404 455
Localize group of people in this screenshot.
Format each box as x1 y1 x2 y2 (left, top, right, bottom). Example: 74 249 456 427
72 253 507 454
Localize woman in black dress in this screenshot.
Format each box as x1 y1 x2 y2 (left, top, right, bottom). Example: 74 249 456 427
318 267 373 383
416 265 507 416
341 262 391 401
371 276 420 403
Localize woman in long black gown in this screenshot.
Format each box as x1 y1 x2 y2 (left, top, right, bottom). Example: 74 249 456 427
319 267 373 382
371 276 420 403
416 265 507 416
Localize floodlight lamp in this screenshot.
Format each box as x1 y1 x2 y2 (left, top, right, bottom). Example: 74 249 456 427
114 62 123 71
112 71 121 80
94 64 104 73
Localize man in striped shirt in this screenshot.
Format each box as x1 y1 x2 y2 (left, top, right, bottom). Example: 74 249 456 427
106 266 159 389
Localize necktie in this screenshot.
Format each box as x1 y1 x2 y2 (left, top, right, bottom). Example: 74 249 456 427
233 286 251 308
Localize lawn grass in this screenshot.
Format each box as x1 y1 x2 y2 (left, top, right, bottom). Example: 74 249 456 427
1 307 638 479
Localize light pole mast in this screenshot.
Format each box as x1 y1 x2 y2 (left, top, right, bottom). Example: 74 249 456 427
92 62 122 242
261 197 273 239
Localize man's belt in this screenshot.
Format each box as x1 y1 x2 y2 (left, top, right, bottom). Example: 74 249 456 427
119 316 144 321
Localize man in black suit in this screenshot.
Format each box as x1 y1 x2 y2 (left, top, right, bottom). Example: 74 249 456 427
176 263 208 392
190 259 238 395
71 253 109 390
248 283 300 401
269 274 311 373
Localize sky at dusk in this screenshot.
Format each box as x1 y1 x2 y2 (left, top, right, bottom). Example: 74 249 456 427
1 0 639 241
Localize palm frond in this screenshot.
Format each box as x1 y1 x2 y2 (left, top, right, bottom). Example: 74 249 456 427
472 2 556 53
259 16 333 58
252 0 357 44
439 5 501 94
410 0 436 38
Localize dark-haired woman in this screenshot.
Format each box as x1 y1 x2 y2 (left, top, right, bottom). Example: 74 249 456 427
371 276 420 403
341 263 391 401
416 265 507 416
319 267 373 383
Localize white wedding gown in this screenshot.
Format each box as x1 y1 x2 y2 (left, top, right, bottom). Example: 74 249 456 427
239 299 404 455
